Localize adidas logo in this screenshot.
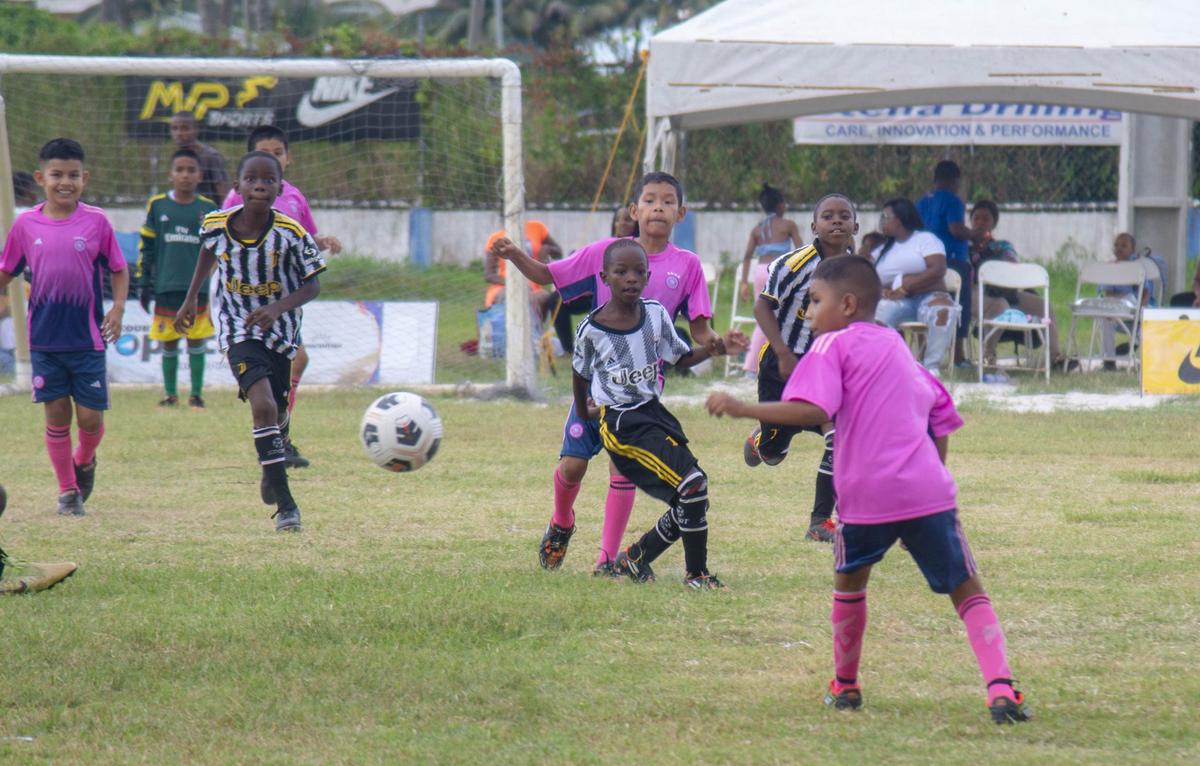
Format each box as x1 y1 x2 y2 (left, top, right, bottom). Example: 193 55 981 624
160 214 169 222
33 238 43 245
90 380 102 388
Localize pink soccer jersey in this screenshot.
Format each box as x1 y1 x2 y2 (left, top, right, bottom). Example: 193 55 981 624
547 236 712 321
223 181 318 235
782 321 963 524
0 202 127 352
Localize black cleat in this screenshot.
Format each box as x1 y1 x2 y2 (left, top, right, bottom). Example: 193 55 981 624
613 547 656 583
158 395 178 407
684 571 727 590
538 522 575 570
272 506 302 532
188 395 206 410
823 680 863 711
806 519 836 543
283 440 310 468
75 458 96 503
56 490 85 517
989 682 1032 724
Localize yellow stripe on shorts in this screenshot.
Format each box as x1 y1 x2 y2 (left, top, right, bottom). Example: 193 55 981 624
599 416 682 487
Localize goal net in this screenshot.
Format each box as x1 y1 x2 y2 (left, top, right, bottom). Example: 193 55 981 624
0 55 535 396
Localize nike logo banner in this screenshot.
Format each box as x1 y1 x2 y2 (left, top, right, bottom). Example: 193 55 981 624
125 76 419 142
1140 310 1200 395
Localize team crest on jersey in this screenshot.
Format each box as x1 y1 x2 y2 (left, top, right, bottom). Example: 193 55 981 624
73 237 87 252
665 271 680 289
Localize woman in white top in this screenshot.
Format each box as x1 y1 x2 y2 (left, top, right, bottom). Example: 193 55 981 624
871 197 958 374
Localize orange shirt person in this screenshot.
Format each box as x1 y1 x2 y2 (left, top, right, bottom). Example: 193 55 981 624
484 221 561 308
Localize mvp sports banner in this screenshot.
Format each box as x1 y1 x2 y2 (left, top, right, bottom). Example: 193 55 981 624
126 75 420 141
794 104 1122 146
1141 309 1200 396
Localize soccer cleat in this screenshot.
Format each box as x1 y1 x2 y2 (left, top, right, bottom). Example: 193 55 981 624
988 682 1032 724
823 680 863 711
684 572 727 590
158 395 178 407
743 429 763 467
56 490 85 517
592 559 621 579
538 522 575 570
806 519 836 543
0 555 78 595
188 395 206 410
75 458 96 503
272 506 302 532
260 471 276 506
613 547 656 583
283 440 310 469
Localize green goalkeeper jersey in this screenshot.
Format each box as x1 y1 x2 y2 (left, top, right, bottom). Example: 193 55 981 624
139 192 219 296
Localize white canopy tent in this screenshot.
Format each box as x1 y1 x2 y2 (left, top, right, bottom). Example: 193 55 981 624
645 0 1199 288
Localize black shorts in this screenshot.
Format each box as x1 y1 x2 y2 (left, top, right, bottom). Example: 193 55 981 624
756 345 821 458
227 340 291 411
598 399 699 502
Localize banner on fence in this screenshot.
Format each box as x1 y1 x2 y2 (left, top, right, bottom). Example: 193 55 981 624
793 104 1123 146
1141 308 1200 395
106 300 438 386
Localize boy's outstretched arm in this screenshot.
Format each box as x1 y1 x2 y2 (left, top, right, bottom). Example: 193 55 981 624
491 236 552 285
706 393 828 427
676 329 748 370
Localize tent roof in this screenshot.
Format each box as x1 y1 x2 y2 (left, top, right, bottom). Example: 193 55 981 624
647 0 1200 129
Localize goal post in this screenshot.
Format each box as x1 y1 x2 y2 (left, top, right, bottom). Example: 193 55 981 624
0 54 535 396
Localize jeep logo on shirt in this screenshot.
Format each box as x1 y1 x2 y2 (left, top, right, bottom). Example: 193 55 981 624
225 277 282 297
610 363 658 387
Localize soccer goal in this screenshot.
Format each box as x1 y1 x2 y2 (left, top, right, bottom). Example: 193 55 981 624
0 54 536 396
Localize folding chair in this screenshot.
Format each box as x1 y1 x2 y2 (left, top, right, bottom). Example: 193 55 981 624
898 267 961 372
1138 256 1164 307
976 261 1052 382
1065 261 1146 373
724 262 758 377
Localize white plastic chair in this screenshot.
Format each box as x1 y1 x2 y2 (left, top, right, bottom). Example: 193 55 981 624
724 262 758 377
1065 261 1146 373
976 261 1052 382
1138 256 1164 307
898 267 962 371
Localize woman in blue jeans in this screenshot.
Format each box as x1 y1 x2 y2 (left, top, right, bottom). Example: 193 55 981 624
869 198 958 375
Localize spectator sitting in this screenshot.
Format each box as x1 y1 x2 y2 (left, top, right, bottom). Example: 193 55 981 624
917 160 978 366
1098 232 1156 370
484 220 562 315
872 198 957 375
740 182 804 376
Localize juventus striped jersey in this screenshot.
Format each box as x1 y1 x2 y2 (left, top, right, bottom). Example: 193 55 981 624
199 207 325 358
760 239 843 356
572 299 691 408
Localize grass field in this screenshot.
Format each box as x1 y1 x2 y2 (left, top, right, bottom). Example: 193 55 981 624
1 385 1197 764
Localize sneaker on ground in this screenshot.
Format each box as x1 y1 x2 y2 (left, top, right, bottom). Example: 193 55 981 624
283 440 310 469
260 471 276 505
272 506 302 532
988 682 1032 724
158 395 178 407
806 519 836 543
823 680 863 711
188 395 206 410
613 548 656 583
592 559 621 578
75 458 96 503
684 571 727 590
56 490 85 517
538 522 575 570
0 556 78 595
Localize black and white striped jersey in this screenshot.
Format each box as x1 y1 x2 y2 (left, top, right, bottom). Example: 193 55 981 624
572 299 691 408
760 240 837 357
200 207 325 359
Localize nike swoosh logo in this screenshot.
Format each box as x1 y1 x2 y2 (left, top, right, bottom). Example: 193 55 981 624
295 87 400 127
1177 344 1200 384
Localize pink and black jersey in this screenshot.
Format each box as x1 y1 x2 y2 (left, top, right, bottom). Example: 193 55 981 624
548 237 712 322
0 202 126 352
782 321 963 524
223 181 318 236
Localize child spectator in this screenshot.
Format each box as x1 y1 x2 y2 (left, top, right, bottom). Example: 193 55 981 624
574 239 746 588
740 183 803 375
0 138 129 517
857 231 884 259
483 220 561 312
138 148 219 408
706 255 1032 724
743 193 858 543
176 151 325 532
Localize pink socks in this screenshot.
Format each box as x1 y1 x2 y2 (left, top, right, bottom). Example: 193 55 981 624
551 465 580 529
831 590 867 689
45 425 77 494
597 476 636 565
74 422 105 468
287 377 300 414
957 593 1016 704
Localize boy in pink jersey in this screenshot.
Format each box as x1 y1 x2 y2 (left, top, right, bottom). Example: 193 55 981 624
493 172 718 578
706 256 1032 725
0 138 129 517
223 125 342 469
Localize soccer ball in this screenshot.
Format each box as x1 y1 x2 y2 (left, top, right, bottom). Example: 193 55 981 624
360 392 443 472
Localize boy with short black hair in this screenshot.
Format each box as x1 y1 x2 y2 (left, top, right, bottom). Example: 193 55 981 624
707 256 1031 724
575 238 745 588
176 150 326 532
0 138 129 517
139 147 219 408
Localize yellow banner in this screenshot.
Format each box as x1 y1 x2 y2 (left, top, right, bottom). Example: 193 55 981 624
1142 313 1200 394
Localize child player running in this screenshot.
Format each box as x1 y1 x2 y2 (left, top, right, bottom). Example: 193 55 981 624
223 125 342 468
575 239 745 588
706 256 1032 724
744 194 858 543
176 151 326 532
0 138 129 517
138 148 219 409
493 172 717 577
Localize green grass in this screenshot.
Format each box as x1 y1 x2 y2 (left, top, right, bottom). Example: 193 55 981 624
1 388 1197 764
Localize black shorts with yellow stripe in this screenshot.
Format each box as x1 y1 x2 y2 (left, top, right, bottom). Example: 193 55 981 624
756 344 822 459
599 399 698 503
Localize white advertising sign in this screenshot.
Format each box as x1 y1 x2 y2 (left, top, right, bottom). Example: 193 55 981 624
793 104 1123 146
106 300 438 386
